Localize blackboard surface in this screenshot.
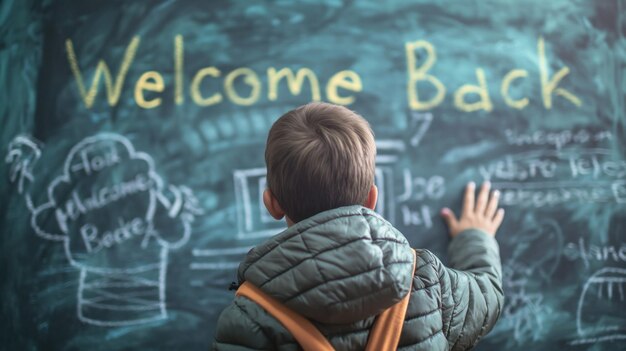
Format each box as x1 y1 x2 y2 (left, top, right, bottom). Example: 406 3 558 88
1 0 625 350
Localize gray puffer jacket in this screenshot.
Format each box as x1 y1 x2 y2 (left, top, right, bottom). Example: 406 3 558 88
213 206 503 350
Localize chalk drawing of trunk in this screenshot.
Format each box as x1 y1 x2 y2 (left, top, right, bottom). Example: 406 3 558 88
5 133 202 326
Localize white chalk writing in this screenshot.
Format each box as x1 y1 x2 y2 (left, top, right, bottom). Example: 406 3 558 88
80 217 158 254
505 129 611 150
564 238 626 268
478 149 625 207
55 174 153 233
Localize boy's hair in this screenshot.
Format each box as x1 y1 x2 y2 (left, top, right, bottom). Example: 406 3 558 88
265 102 376 223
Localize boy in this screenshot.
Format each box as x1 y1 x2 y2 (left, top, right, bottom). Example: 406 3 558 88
213 102 504 350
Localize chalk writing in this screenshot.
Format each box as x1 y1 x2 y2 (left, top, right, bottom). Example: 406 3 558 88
400 205 433 228
564 238 626 268
69 142 121 175
478 149 626 207
64 35 581 113
66 36 362 109
397 170 446 202
406 36 582 112
496 185 615 207
376 112 433 163
504 129 612 150
5 136 42 212
394 169 445 229
55 174 154 233
80 217 157 254
409 112 433 147
479 149 626 182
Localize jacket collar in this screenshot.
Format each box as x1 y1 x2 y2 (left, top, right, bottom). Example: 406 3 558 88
237 206 415 324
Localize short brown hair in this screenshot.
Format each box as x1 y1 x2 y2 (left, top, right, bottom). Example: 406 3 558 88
265 102 376 223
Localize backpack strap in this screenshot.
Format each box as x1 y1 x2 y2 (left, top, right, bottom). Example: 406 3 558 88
365 249 417 351
236 281 335 351
236 249 417 351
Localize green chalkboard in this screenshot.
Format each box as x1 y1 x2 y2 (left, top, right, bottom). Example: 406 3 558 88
1 0 625 350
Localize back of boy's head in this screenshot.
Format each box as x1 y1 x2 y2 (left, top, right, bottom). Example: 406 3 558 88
265 102 376 223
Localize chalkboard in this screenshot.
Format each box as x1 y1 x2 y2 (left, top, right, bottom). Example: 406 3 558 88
1 0 625 350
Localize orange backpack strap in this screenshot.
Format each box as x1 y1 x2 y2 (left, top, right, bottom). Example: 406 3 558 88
365 249 417 351
236 282 335 351
236 249 416 351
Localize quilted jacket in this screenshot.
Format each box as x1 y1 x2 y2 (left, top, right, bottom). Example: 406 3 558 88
213 206 503 350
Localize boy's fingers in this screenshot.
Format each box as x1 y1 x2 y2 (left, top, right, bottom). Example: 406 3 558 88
463 182 476 214
475 181 490 214
492 208 505 230
485 190 500 217
441 208 458 230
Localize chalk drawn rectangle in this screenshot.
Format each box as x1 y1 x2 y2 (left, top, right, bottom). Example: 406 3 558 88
374 167 395 223
234 167 394 238
234 168 286 239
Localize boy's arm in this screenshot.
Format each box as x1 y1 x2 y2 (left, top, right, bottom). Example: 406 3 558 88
436 229 503 350
438 182 505 350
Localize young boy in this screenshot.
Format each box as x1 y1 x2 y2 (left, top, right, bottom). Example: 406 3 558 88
213 102 504 350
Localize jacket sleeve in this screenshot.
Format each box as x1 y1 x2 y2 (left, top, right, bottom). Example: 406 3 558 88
212 296 299 351
438 229 504 351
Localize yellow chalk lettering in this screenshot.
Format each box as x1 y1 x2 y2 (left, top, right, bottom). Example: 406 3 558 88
325 70 362 105
191 67 223 106
501 69 529 109
538 36 581 109
267 67 321 101
65 36 140 109
224 68 261 106
453 68 493 112
406 40 446 111
174 35 184 105
134 71 164 109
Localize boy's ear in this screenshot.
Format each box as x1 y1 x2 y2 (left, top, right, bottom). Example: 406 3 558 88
364 185 378 210
263 189 285 220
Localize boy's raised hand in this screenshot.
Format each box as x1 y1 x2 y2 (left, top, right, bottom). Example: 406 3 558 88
440 181 504 238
